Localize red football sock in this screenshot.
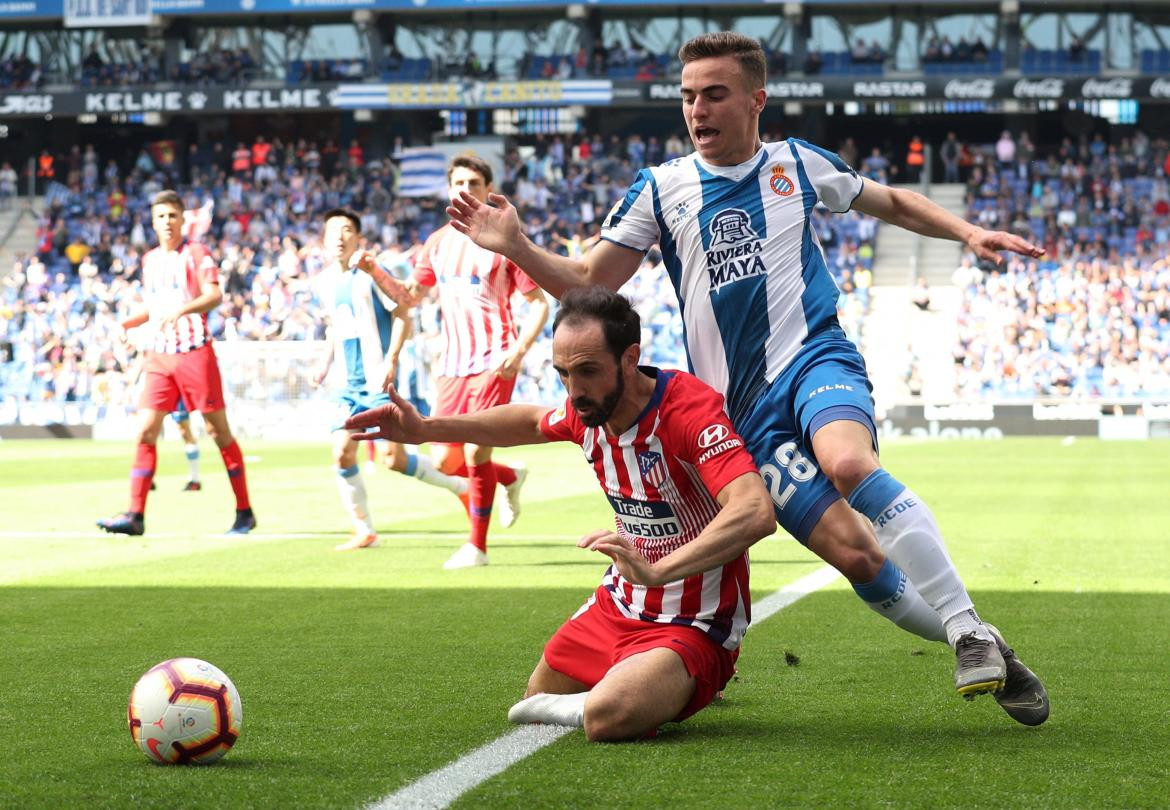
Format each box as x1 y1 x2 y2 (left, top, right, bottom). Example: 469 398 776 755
467 462 497 552
446 461 472 516
129 443 158 513
219 440 251 511
493 462 517 487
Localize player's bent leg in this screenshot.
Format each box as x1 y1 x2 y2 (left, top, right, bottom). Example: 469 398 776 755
817 420 1005 696
524 654 590 697
388 442 469 497
333 430 377 550
507 655 592 728
583 648 695 743
806 502 947 643
461 442 496 560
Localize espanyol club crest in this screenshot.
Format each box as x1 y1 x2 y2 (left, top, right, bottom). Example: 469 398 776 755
770 165 795 196
638 451 666 487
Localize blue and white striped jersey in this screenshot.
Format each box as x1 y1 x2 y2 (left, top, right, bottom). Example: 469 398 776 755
602 139 863 423
320 266 399 392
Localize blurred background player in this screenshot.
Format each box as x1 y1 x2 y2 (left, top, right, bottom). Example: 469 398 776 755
375 155 550 569
164 398 202 491
312 207 467 551
97 189 255 536
348 287 774 741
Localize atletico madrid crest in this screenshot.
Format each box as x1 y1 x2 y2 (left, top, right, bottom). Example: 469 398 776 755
638 451 666 487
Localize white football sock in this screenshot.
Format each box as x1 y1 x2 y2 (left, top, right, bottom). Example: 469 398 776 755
336 465 374 536
507 692 587 727
405 451 468 495
854 558 947 643
185 444 200 483
850 470 989 647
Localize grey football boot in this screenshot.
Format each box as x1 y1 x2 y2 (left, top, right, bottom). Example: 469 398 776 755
954 632 1007 698
984 624 1050 726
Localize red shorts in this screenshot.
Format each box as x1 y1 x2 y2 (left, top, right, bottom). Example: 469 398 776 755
543 586 738 723
433 371 517 446
140 344 226 414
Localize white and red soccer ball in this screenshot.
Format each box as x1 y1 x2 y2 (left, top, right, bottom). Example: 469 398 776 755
128 658 243 765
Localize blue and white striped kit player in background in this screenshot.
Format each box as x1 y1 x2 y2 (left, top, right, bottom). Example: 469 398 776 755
446 32 1049 725
312 208 468 551
169 399 202 491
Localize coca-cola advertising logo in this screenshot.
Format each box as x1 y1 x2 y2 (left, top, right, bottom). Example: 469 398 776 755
1013 78 1064 99
1080 78 1132 98
1151 78 1170 99
943 79 995 99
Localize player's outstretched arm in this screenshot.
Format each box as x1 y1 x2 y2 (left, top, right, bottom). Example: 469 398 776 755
347 386 551 448
852 181 1045 266
350 249 419 308
582 472 775 587
447 191 642 297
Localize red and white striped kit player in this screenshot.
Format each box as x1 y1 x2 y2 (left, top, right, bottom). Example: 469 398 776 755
412 223 539 378
540 368 757 651
141 241 216 354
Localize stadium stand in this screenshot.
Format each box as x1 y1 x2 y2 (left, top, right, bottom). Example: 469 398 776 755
0 133 883 414
949 131 1170 399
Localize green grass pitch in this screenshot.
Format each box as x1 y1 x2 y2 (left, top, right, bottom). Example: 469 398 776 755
1 437 1168 808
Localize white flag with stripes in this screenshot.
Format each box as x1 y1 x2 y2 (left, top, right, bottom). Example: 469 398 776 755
396 148 447 198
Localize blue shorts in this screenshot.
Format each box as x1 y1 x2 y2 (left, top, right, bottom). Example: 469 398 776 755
169 399 190 424
331 389 391 433
736 332 877 544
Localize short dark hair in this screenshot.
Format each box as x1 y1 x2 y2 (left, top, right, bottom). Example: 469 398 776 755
448 154 492 187
553 286 641 362
150 189 183 211
678 32 767 91
324 207 361 232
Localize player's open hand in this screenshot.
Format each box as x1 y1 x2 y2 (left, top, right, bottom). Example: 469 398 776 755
578 530 662 587
347 249 378 274
967 228 1045 266
492 350 522 381
346 386 426 443
446 191 521 256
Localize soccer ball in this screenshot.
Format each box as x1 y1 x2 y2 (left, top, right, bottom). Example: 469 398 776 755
127 657 243 765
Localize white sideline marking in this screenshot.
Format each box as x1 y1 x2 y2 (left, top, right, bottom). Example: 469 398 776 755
370 565 841 810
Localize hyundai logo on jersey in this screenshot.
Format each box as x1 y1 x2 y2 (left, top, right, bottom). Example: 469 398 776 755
697 424 730 448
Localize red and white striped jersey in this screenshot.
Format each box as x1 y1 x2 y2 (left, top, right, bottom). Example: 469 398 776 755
140 242 217 354
412 223 538 377
540 368 758 650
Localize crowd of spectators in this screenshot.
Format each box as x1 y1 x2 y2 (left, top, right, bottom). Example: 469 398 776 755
174 48 259 85
952 129 1170 399
0 130 878 417
923 35 991 64
0 54 40 89
80 48 165 88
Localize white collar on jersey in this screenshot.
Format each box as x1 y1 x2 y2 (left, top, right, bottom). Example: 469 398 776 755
693 144 768 183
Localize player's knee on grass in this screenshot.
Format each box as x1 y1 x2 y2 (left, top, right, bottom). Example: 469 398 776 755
583 650 694 742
